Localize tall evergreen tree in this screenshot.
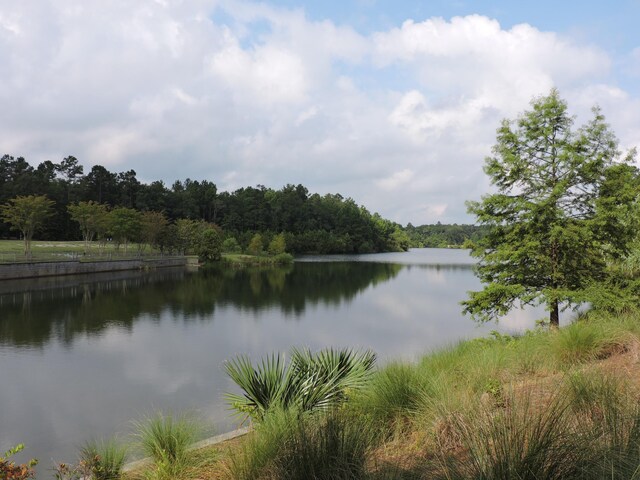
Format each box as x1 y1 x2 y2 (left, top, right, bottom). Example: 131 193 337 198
463 90 638 327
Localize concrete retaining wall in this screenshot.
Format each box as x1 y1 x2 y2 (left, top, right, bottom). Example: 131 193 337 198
0 257 187 280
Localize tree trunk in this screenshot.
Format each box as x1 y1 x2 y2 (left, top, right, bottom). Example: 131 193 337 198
550 300 559 328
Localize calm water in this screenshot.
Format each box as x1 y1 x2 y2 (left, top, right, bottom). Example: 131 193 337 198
0 248 548 468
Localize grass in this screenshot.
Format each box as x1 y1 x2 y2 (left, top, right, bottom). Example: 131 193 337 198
217 309 640 480
0 239 166 263
134 412 200 479
226 408 373 480
56 308 640 480
221 253 294 266
80 439 128 480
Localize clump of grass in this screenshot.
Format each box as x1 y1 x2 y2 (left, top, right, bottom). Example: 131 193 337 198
438 392 589 480
135 412 199 479
563 371 640 478
565 370 625 414
79 438 127 480
551 320 628 366
355 362 431 436
227 408 373 480
551 322 607 366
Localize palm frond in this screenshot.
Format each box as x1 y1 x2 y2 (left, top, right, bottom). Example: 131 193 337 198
225 348 377 421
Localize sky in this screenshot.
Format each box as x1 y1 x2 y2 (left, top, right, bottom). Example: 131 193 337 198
0 0 639 225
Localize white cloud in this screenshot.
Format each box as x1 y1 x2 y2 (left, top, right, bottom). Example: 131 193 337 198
376 168 413 190
210 27 309 105
0 2 637 224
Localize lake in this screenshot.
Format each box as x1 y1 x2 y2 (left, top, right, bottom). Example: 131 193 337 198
0 248 549 467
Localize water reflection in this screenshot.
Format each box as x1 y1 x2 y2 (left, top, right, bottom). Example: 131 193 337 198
0 250 548 468
0 262 403 348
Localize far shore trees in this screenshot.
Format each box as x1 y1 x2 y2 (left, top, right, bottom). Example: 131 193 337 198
247 233 264 256
0 195 54 257
108 207 141 254
68 201 109 253
463 90 638 327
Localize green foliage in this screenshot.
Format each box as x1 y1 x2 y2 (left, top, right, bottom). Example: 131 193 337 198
246 233 264 256
108 207 141 254
267 233 286 255
549 320 626 366
439 394 587 480
139 211 169 251
354 362 431 434
135 412 199 478
175 218 202 255
67 201 109 252
0 194 55 256
227 409 373 480
0 443 37 479
222 236 242 253
463 89 639 326
404 223 488 248
79 439 127 480
389 227 411 251
225 347 376 421
565 371 625 414
194 227 223 262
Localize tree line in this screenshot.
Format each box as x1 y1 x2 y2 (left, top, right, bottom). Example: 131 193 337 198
404 222 489 248
0 156 410 254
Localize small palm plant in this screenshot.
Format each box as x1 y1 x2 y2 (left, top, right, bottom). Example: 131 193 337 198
225 347 376 421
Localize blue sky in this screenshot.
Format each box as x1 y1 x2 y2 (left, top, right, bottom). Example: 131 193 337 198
0 0 638 224
266 0 638 47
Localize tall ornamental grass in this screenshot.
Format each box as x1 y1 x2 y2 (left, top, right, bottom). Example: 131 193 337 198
227 408 373 480
135 412 199 479
79 439 127 480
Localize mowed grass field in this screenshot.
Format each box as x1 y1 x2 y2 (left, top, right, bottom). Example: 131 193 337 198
0 239 161 263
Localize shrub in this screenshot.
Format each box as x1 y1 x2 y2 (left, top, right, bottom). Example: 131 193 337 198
0 444 37 479
246 233 264 256
267 233 287 256
222 237 242 253
194 227 222 262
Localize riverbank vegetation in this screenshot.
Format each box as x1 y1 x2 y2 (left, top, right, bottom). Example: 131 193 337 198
13 307 640 479
403 223 488 248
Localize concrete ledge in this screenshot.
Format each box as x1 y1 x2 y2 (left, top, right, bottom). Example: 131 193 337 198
122 426 251 472
0 257 187 280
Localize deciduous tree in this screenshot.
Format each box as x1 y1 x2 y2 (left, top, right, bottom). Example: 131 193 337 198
68 201 109 253
0 195 55 257
108 207 141 254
